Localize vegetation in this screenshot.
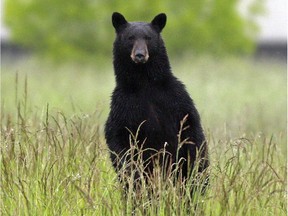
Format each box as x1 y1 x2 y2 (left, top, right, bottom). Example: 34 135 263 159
1 57 286 215
4 0 263 62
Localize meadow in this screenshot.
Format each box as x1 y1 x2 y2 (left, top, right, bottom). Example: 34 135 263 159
1 56 287 215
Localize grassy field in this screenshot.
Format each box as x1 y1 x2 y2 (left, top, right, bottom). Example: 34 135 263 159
1 56 287 215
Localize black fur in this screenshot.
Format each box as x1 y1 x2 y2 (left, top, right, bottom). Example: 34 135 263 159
105 12 209 188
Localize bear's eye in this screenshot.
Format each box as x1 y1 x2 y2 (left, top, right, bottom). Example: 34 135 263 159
144 36 152 41
128 36 135 40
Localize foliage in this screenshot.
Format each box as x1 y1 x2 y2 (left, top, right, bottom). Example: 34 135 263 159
4 0 262 62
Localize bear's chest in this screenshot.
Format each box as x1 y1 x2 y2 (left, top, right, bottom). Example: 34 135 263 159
121 88 178 133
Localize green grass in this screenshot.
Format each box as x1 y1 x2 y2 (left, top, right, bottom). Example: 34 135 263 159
1 56 287 215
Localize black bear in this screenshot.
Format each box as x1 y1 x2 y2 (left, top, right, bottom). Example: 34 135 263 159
105 12 209 191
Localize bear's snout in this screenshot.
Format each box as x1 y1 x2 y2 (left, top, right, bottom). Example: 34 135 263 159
131 40 149 64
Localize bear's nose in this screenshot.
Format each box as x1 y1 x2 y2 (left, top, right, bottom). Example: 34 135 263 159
135 53 145 63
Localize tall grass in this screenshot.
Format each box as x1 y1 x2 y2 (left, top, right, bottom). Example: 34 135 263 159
1 57 286 215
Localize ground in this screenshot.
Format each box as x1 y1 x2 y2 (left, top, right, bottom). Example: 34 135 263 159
1 56 286 215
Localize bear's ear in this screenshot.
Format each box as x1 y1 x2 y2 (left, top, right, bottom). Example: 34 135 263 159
151 13 167 33
112 12 128 32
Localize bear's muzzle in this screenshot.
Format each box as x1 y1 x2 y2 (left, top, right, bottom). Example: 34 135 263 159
131 40 149 64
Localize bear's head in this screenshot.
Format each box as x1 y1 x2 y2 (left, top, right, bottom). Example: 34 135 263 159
112 12 167 64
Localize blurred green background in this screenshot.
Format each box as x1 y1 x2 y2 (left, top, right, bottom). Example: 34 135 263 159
2 0 286 136
4 0 263 62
